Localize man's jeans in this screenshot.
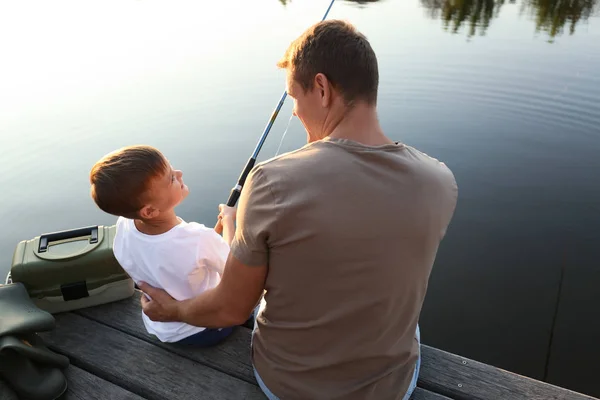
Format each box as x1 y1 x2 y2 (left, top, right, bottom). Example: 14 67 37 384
251 306 421 400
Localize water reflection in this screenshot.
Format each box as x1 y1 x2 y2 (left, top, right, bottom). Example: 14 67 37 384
420 0 599 40
522 0 600 39
421 0 511 37
421 0 514 36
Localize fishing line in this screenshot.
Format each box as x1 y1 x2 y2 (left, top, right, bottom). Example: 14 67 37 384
275 115 295 157
215 0 336 232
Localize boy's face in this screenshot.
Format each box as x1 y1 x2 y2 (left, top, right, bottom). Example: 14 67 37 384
140 160 189 219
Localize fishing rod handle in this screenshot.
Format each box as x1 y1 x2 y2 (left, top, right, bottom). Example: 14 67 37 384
214 157 256 233
213 185 240 234
237 157 257 190
226 185 242 207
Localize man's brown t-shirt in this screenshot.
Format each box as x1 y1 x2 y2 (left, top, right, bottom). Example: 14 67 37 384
230 137 458 400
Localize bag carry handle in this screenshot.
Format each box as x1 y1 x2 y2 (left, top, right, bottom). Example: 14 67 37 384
38 226 99 253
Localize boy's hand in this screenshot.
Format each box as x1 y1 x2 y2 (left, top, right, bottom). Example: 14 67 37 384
218 204 237 222
139 282 180 322
216 204 237 245
215 204 237 234
214 218 224 235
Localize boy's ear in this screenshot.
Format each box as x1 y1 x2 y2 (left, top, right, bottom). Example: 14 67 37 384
139 205 158 219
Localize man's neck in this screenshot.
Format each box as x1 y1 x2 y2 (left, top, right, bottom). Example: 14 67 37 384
327 102 394 146
134 212 180 235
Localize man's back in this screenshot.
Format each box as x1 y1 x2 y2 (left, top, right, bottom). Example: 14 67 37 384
235 137 458 399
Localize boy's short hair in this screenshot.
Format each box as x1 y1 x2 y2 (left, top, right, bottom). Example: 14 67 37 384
90 145 169 219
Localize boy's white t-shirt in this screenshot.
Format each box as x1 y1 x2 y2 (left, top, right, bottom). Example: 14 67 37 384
112 216 230 342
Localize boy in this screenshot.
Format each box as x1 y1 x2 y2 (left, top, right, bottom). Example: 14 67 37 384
89 145 235 346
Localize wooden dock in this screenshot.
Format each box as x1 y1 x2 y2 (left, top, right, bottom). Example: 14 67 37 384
7 290 595 400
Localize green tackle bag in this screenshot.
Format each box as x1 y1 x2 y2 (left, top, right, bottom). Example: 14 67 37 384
9 225 134 314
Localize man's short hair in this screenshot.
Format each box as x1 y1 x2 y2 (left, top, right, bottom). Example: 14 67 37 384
277 19 379 106
90 145 168 219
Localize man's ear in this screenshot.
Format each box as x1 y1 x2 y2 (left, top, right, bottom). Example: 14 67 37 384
314 73 331 108
139 204 159 219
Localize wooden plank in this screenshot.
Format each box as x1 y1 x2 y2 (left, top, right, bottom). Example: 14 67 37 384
75 292 595 400
75 292 255 384
418 344 597 400
63 365 146 400
76 295 455 399
38 313 265 400
410 387 453 400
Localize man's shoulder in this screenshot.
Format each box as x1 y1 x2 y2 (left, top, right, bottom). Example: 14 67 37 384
256 142 323 167
404 145 456 183
249 140 457 194
251 141 335 179
403 145 458 219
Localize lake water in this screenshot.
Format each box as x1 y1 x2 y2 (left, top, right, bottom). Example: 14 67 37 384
1 0 599 396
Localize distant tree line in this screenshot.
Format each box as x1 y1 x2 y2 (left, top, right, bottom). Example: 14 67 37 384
523 0 599 37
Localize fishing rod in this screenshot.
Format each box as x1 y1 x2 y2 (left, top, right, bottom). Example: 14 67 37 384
215 0 336 232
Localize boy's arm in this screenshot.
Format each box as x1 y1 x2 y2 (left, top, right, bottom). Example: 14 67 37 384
220 215 236 246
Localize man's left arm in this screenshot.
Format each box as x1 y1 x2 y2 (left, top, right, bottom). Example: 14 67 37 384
139 253 265 327
140 165 276 327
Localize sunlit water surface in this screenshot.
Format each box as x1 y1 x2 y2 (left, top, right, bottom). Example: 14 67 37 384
1 0 599 396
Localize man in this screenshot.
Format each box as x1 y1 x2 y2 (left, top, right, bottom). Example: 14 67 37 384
138 19 458 400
